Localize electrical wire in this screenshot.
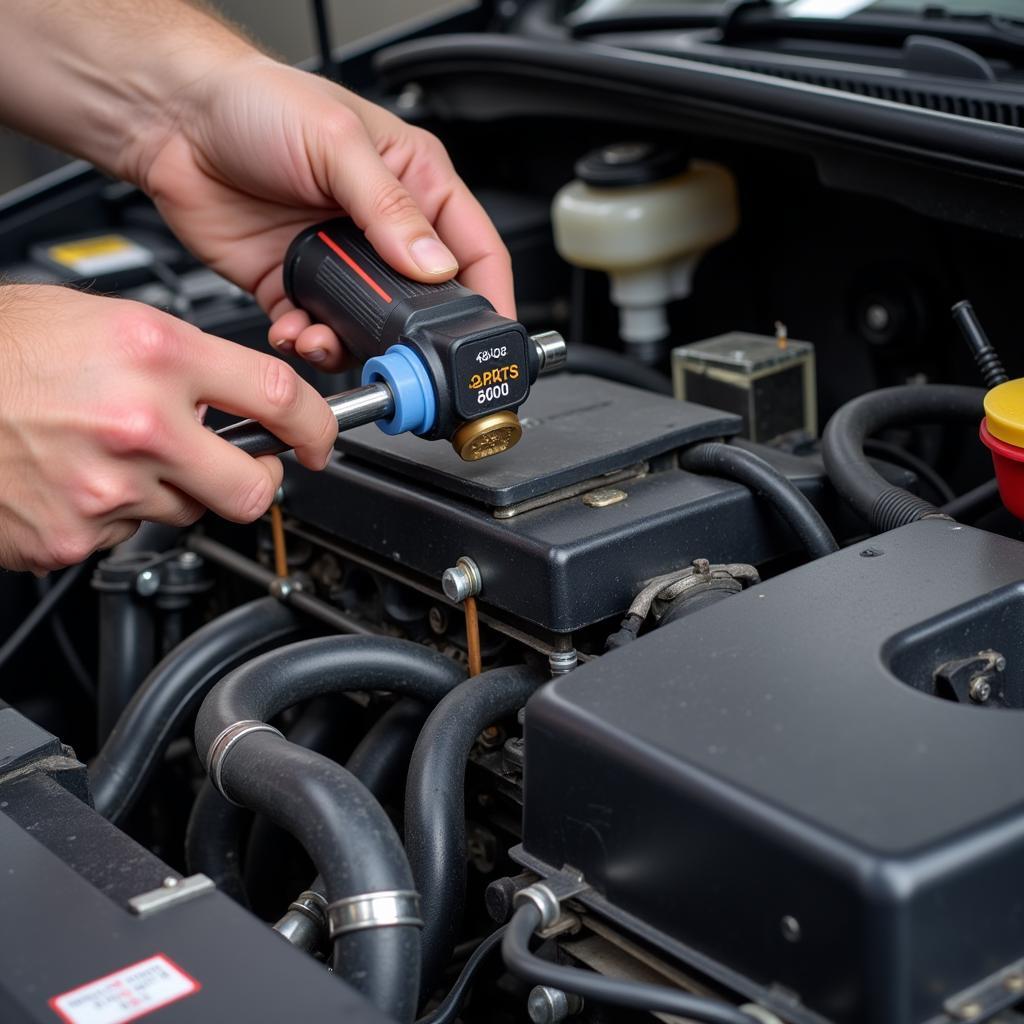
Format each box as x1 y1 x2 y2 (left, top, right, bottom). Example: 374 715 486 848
0 560 90 676
417 927 507 1024
34 577 95 698
502 904 761 1024
862 439 955 505
311 0 337 80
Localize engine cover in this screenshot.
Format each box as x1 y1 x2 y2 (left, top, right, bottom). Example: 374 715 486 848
522 520 1024 1023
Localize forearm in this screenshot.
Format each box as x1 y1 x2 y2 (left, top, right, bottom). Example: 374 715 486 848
0 0 257 183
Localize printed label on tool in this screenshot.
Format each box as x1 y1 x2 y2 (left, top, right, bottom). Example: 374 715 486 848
452 333 529 420
49 954 200 1024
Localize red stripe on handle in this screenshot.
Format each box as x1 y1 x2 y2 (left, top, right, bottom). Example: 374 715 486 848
316 230 393 304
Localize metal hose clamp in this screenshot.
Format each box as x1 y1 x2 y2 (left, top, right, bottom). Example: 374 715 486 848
513 882 562 931
288 889 329 928
206 720 284 803
327 890 423 938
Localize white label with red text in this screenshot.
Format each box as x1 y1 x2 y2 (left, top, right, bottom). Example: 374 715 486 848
49 955 199 1024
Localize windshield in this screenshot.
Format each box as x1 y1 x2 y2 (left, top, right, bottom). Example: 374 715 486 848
571 0 1024 21
775 0 1022 17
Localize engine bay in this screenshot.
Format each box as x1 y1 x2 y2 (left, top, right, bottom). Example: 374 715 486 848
5 2 1024 1023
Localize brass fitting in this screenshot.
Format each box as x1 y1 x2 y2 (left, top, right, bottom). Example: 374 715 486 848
451 411 523 461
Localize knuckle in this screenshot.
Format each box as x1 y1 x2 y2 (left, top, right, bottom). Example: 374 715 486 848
259 357 300 413
47 530 95 568
115 305 182 369
169 500 204 528
231 473 276 524
320 108 361 143
99 404 165 455
370 179 421 223
70 473 137 518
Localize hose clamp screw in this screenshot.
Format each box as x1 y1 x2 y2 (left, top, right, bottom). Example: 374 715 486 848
136 568 161 596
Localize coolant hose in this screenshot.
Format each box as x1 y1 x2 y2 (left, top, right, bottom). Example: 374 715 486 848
220 730 420 1022
680 442 838 559
405 665 545 989
821 384 985 532
194 637 466 1020
90 598 306 824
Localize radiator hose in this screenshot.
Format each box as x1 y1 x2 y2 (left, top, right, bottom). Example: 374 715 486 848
90 597 307 823
405 665 545 989
822 384 985 532
194 636 466 1022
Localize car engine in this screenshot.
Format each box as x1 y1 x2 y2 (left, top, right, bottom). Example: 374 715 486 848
4 3 1024 1023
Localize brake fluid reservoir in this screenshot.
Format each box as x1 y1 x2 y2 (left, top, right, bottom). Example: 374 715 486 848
552 143 739 362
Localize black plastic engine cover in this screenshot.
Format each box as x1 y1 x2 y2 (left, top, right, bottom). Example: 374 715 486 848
282 375 835 634
523 520 1024 1023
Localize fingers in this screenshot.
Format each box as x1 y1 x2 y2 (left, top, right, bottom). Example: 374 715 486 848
188 330 338 470
315 115 459 286
130 483 205 529
267 311 347 372
165 420 285 524
429 181 516 319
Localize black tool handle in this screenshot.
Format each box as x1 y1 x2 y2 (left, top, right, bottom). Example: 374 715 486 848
216 419 289 457
283 217 472 364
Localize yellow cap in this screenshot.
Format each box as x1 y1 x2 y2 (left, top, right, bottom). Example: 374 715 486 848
984 379 1024 448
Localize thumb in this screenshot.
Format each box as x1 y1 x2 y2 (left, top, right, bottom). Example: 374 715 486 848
320 124 458 284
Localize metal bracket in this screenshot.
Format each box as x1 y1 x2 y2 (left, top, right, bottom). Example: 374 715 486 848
513 866 590 931
943 955 1024 1022
129 874 215 916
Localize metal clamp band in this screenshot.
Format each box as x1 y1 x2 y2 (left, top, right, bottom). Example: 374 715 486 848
327 890 423 938
206 720 284 803
513 882 562 931
288 889 328 928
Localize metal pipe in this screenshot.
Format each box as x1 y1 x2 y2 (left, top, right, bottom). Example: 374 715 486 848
185 534 379 636
216 382 394 457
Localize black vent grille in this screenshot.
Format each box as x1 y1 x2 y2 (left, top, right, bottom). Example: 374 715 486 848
723 60 1024 127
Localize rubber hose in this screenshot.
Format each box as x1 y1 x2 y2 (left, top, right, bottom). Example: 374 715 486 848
565 342 674 394
821 384 985 532
278 698 431 956
184 780 250 906
194 636 465 755
680 442 838 559
941 478 1002 522
346 697 432 806
220 730 421 1022
405 665 545 989
96 588 157 745
91 598 306 823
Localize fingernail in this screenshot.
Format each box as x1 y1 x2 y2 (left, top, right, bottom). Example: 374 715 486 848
306 349 327 364
272 338 294 354
321 450 333 470
409 236 458 276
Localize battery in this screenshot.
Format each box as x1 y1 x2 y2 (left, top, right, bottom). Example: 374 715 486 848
672 330 816 443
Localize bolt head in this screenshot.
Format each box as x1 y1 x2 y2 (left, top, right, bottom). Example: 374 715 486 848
969 676 992 704
428 607 448 635
135 569 160 596
780 915 801 942
528 986 570 1024
163 876 179 889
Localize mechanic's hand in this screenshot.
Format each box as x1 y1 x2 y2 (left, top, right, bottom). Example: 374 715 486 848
0 285 337 573
137 57 514 373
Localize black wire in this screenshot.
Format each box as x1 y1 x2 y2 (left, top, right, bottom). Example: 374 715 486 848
502 904 760 1024
34 578 95 698
940 478 1002 522
417 927 507 1024
863 439 955 505
311 0 337 80
0 561 90 675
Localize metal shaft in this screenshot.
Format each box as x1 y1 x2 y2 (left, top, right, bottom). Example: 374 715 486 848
217 382 395 457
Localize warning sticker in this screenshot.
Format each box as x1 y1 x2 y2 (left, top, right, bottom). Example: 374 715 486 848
45 235 152 276
49 955 199 1024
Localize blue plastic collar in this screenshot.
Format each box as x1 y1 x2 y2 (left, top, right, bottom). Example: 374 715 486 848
361 345 436 436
